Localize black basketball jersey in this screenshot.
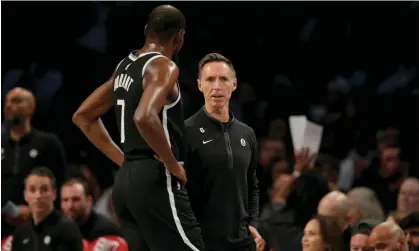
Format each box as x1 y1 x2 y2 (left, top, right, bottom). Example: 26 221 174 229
112 51 185 161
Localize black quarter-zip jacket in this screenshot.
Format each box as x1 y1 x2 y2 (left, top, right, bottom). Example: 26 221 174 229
185 107 259 251
11 210 83 251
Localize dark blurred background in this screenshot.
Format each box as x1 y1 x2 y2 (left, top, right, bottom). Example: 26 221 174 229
2 1 418 197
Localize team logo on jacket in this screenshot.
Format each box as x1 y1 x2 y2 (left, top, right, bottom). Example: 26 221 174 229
44 235 51 245
29 149 38 158
240 138 246 146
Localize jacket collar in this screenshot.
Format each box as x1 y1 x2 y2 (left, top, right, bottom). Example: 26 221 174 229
201 106 235 131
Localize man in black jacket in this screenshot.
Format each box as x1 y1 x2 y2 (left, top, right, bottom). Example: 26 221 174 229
11 167 83 251
185 53 264 251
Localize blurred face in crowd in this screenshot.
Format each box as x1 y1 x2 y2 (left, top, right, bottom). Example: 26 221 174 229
302 219 329 251
259 139 284 168
24 174 56 215
369 224 406 251
61 183 92 223
318 192 352 231
3 88 35 126
198 61 237 111
351 233 370 251
405 227 419 250
398 179 419 212
380 147 400 178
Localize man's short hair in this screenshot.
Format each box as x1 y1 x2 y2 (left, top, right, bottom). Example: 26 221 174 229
198 53 236 78
146 5 185 41
26 167 56 188
62 178 91 196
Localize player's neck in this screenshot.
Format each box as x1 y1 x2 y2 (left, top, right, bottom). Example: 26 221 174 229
205 104 229 123
142 40 173 59
9 120 31 141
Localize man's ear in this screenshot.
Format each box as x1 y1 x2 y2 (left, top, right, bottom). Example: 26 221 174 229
232 77 237 92
197 79 203 93
144 25 147 36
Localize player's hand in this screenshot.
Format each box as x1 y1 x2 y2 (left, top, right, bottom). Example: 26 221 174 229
249 226 265 251
154 155 187 185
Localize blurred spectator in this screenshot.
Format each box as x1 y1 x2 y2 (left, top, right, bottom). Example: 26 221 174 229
60 178 121 240
369 221 409 251
317 191 354 250
1 87 67 237
387 211 411 224
258 172 330 251
302 215 345 251
397 178 419 213
354 142 406 213
11 167 83 251
348 187 386 222
398 212 419 251
350 219 381 251
257 138 286 209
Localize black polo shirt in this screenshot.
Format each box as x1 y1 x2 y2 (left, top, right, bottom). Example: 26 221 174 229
11 210 83 251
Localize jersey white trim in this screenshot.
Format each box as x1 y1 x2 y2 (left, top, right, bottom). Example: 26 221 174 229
162 93 199 251
141 55 166 77
128 51 160 61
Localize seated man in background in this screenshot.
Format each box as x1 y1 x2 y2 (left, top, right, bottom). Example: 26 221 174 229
350 219 381 251
369 221 409 251
60 178 125 250
398 212 419 251
11 167 83 251
2 87 67 238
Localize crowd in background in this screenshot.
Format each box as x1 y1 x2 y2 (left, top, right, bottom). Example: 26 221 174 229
2 2 419 251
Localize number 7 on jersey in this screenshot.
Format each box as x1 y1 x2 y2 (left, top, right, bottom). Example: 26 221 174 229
117 99 125 143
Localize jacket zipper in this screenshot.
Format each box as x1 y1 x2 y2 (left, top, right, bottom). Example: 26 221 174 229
224 131 233 169
13 143 20 175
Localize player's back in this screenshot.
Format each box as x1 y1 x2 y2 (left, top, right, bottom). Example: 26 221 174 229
112 51 185 161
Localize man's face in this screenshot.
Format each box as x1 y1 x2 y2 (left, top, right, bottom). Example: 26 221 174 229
198 61 236 110
351 234 371 251
61 184 91 222
3 88 33 123
405 227 419 250
398 180 419 212
369 232 403 251
380 147 401 178
24 175 56 214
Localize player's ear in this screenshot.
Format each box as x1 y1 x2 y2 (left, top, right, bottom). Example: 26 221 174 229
232 77 237 92
144 25 147 36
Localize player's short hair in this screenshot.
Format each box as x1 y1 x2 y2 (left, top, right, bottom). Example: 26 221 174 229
146 5 186 41
62 177 91 196
25 167 56 188
198 53 236 78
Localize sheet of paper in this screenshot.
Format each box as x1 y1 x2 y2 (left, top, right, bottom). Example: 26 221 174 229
289 115 323 154
289 115 307 152
303 120 323 155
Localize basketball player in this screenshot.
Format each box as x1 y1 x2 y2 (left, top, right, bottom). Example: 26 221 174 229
72 5 204 251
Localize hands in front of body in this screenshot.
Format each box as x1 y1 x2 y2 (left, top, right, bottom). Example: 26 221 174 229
154 155 187 185
249 226 265 251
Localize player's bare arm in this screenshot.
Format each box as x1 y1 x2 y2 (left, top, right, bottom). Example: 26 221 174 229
134 57 186 182
72 75 124 167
